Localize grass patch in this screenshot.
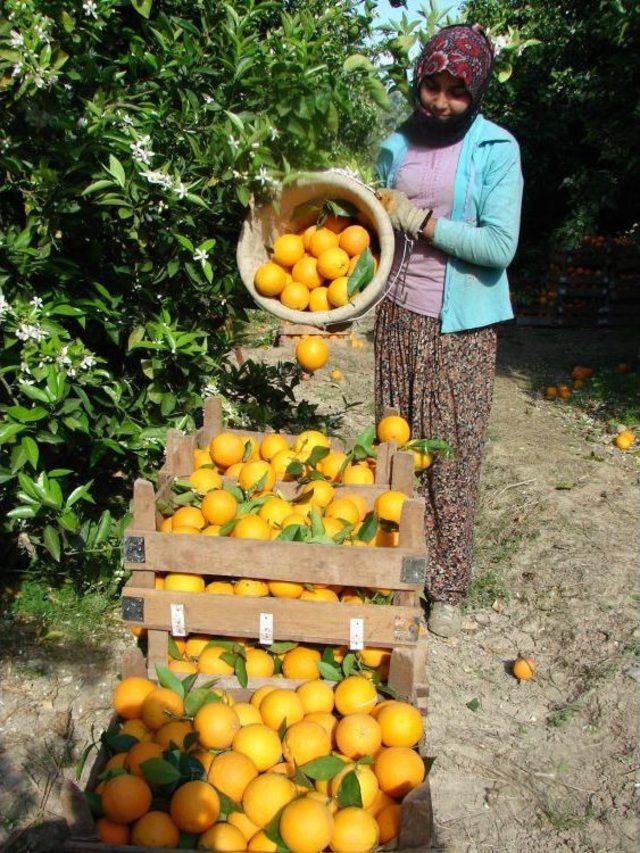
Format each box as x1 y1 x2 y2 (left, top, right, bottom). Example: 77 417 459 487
543 799 594 832
5 578 120 645
547 703 581 729
566 368 639 426
232 309 279 348
466 568 510 611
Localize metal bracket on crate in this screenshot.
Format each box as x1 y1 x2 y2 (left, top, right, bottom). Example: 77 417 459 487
394 615 422 643
401 555 427 585
124 535 146 564
122 595 144 622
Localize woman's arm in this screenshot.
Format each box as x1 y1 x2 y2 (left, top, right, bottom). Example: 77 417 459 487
429 141 524 269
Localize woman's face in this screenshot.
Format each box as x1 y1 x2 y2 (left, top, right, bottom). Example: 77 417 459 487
419 70 471 119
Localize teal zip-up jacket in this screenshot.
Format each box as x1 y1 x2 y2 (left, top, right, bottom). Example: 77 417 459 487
376 114 523 333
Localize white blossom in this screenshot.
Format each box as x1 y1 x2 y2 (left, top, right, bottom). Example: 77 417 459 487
12 63 22 78
80 355 96 370
228 135 240 150
67 367 76 378
141 169 173 189
173 181 187 199
20 361 31 374
121 114 133 126
130 135 154 165
193 248 209 264
269 126 280 140
9 30 24 48
29 296 43 309
16 323 46 342
255 166 277 187
492 34 510 56
203 94 214 104
83 1 98 19
0 293 11 319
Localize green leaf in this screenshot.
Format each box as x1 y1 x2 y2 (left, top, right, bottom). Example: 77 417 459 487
104 733 139 752
7 406 48 423
356 512 377 543
132 0 153 19
155 664 186 699
21 436 39 468
43 525 61 562
342 653 358 677
184 688 223 717
61 11 75 32
284 459 304 478
263 810 289 852
84 792 103 819
234 655 248 688
347 248 375 298
0 423 25 444
337 769 363 808
466 697 481 712
301 754 346 780
141 757 182 786
343 54 375 73
168 635 184 661
305 444 330 469
364 77 390 110
268 641 298 655
214 788 243 820
316 661 342 681
497 63 513 83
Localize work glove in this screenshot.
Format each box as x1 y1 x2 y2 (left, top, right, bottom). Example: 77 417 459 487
376 189 432 238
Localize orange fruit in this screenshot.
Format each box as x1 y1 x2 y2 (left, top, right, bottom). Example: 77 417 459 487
255 262 287 297
377 415 410 445
198 822 247 851
234 578 269 597
317 247 350 280
281 281 311 310
366 788 395 817
282 646 321 680
376 701 423 747
330 807 379 852
198 645 234 676
141 687 184 731
296 336 330 372
112 677 155 720
168 659 198 674
327 276 349 307
250 685 277 709
282 720 331 765
268 580 303 598
271 448 298 480
377 803 402 843
334 676 377 716
171 505 206 530
207 750 259 801
374 490 407 525
309 227 340 258
159 516 172 533
309 287 331 312
170 780 220 834
325 497 360 527
304 712 339 745
339 225 371 257
243 773 297 828
245 647 275 677
188 467 222 494
302 224 317 250
374 746 425 797
233 702 263 727
185 635 212 658
119 718 152 743
375 528 399 548
195 702 241 750
413 450 433 470
273 234 305 267
131 811 180 848
260 433 290 462
231 515 271 540
155 720 194 750
319 450 347 482
233 724 283 771
339 493 368 521
292 255 324 290
614 430 636 450
201 489 238 525
101 774 152 825
358 647 390 669
330 763 379 809
248 830 279 851
193 447 213 468
95 818 130 844
205 580 234 595
210 432 245 468
228 810 261 842
335 713 382 759
202 525 221 537
513 655 536 680
260 689 305 731
300 586 340 602
258 497 292 528
342 463 374 485
280 796 334 853
280 512 308 529
225 461 244 477
238 460 276 494
104 753 127 771
297 680 334 715
300 479 335 509
323 213 351 234
163 573 205 593
557 383 572 399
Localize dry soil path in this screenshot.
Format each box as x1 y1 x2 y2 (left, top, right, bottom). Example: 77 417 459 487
0 323 638 852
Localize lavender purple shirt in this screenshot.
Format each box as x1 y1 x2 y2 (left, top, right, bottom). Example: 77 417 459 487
387 140 464 317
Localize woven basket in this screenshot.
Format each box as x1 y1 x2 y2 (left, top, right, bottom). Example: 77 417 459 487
236 171 395 326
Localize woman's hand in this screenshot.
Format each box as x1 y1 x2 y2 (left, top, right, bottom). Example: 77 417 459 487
376 189 434 239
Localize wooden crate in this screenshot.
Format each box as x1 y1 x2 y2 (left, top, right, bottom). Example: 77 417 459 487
61 650 434 852
122 477 428 707
158 397 414 491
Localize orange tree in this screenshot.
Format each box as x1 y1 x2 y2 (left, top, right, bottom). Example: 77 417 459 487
0 0 386 579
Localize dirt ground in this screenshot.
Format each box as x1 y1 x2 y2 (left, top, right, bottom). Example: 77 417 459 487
1 322 638 852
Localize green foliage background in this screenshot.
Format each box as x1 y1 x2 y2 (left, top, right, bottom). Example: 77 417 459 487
0 0 387 583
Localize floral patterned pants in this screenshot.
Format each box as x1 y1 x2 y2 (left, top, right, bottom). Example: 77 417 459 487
374 299 497 605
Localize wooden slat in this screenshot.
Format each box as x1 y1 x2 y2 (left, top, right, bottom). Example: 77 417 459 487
124 528 424 590
391 450 416 496
122 587 424 647
131 479 156 530
201 396 223 446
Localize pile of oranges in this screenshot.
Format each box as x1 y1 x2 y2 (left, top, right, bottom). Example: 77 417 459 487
93 673 426 849
164 637 392 683
254 212 379 313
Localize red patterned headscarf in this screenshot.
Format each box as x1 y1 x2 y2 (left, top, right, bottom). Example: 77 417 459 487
404 24 494 146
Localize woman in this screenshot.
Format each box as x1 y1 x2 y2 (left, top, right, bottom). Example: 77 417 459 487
374 24 523 638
